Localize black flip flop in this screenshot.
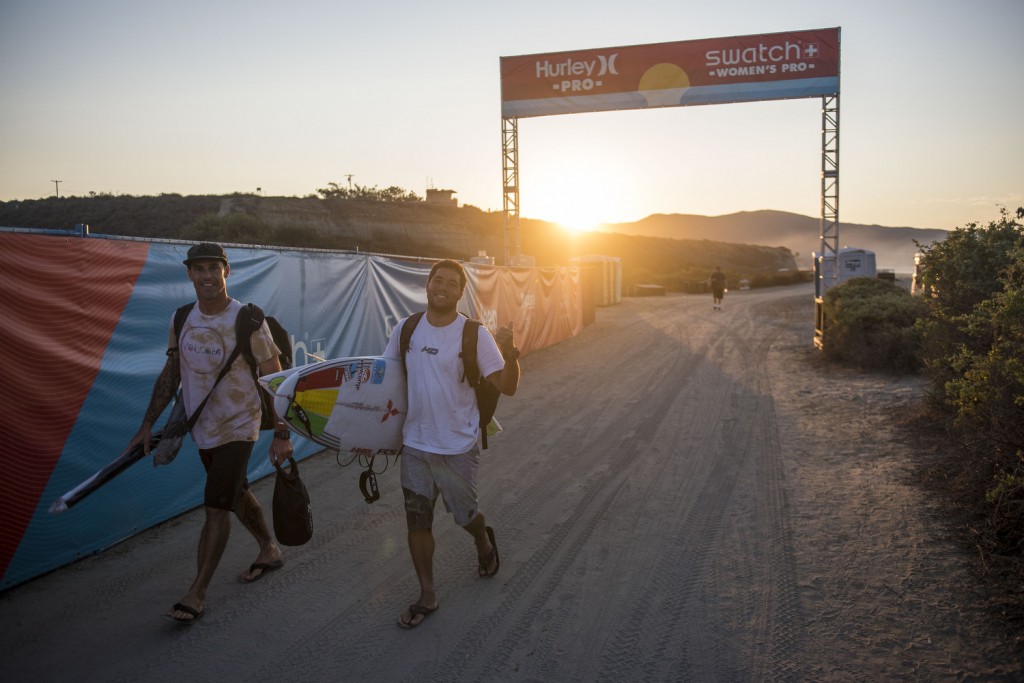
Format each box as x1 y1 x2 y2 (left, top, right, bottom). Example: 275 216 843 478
241 559 284 583
165 602 204 623
398 603 438 629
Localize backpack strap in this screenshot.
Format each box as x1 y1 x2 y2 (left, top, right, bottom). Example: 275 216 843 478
461 318 489 449
460 319 481 387
171 302 196 353
398 311 425 376
235 303 265 368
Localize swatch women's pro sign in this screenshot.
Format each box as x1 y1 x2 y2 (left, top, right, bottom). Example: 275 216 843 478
500 27 840 118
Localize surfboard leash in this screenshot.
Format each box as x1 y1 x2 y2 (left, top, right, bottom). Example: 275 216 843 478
359 457 381 504
333 450 398 504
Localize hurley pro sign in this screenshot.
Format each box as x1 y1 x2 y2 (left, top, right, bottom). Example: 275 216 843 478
500 27 840 118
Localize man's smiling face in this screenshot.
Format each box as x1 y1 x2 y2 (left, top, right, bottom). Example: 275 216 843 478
426 266 463 315
187 259 230 304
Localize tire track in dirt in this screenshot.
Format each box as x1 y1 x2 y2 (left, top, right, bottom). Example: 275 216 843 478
589 291 806 681
744 296 806 682
414 302 715 681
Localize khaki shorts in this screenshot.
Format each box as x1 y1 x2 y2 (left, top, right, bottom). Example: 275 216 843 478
401 444 480 529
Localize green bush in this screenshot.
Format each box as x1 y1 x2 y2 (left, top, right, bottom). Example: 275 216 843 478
917 210 1024 442
932 245 1024 449
916 208 1024 569
821 276 928 373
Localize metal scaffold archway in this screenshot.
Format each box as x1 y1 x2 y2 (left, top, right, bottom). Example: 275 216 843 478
499 27 842 343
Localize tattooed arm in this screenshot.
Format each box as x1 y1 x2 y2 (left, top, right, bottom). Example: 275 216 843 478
128 351 182 454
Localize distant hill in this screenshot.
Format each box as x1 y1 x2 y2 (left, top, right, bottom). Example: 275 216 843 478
2 194 936 288
598 210 948 272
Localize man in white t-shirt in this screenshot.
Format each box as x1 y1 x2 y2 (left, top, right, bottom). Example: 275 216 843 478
128 243 293 623
383 259 520 629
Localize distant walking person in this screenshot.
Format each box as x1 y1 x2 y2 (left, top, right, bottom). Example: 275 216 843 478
127 242 293 623
383 259 520 629
710 266 727 310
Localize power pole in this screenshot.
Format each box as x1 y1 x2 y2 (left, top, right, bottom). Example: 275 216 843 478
51 179 62 198
345 174 354 191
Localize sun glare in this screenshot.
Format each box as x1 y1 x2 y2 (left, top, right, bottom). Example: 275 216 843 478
523 160 623 234
556 212 603 234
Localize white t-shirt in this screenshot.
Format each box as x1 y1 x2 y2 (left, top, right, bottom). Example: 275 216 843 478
384 315 505 454
169 299 279 450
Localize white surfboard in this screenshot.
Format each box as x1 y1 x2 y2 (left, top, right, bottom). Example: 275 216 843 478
260 357 406 456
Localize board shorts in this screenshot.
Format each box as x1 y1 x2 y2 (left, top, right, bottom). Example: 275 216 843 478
401 444 480 530
198 441 254 511
712 287 725 298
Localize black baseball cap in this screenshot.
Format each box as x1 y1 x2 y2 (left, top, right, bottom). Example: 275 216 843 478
183 242 228 266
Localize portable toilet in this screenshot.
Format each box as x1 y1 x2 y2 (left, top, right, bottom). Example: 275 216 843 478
815 247 877 297
571 255 620 306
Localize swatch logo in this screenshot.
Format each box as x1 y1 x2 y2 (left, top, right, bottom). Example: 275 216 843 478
705 40 824 78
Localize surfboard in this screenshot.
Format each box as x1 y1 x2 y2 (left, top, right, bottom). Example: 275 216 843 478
260 357 407 456
50 391 187 514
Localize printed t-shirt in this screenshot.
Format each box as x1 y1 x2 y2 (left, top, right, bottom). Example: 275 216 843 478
168 299 279 449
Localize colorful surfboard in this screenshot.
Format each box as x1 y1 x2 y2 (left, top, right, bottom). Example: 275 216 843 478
260 357 407 456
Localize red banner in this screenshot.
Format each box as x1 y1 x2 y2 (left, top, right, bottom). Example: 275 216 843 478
468 265 582 356
0 234 149 580
501 27 840 118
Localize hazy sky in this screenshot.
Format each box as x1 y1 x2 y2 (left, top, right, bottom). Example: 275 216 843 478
2 0 1021 232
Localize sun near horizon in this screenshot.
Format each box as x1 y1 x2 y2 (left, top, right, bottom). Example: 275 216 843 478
523 181 629 235
555 215 604 234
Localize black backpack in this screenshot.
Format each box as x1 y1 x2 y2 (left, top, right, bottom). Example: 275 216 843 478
173 302 293 430
398 312 501 448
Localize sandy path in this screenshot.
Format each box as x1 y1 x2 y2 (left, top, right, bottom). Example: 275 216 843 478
2 285 1020 681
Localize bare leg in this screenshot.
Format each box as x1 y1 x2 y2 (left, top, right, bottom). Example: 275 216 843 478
464 513 497 575
235 488 283 581
398 528 440 627
165 506 231 620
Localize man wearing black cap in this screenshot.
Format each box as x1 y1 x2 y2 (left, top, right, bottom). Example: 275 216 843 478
128 242 293 623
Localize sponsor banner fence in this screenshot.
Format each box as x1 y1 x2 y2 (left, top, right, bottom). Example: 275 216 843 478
467 265 583 354
501 27 840 118
0 232 582 590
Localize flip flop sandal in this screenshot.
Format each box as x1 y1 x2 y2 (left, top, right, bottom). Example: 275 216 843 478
165 602 204 623
398 603 438 629
478 526 500 578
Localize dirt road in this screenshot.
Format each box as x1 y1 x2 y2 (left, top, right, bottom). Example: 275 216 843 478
3 285 1020 681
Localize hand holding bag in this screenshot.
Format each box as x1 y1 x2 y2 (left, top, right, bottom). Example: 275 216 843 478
151 391 188 467
273 457 313 546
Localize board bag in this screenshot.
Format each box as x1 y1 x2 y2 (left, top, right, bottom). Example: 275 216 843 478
398 311 501 448
173 302 292 430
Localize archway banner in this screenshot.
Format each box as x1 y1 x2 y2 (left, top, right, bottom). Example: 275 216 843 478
501 27 839 118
